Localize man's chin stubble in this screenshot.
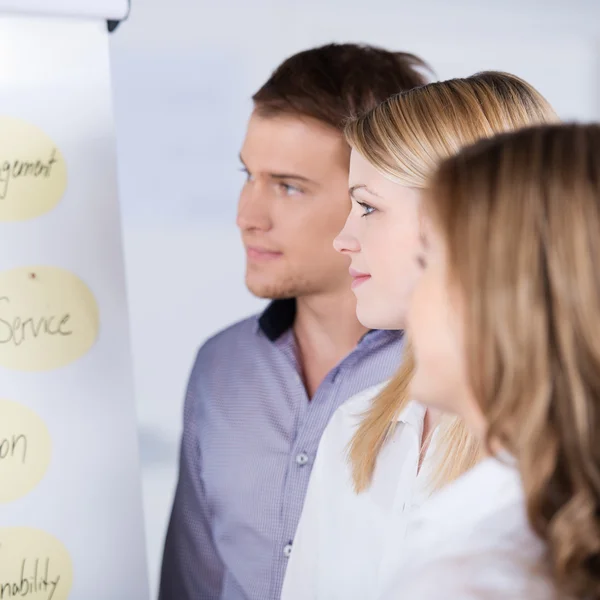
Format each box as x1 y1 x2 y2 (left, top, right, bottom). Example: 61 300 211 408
245 276 316 301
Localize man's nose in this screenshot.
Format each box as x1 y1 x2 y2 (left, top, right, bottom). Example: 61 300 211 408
236 183 272 232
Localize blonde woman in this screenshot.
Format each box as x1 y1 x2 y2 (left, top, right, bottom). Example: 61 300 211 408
386 122 600 599
281 72 558 600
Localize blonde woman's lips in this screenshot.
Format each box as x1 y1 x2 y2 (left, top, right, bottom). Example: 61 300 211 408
349 267 371 288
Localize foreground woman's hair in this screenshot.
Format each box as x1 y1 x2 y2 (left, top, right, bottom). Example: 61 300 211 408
426 122 600 599
344 71 559 492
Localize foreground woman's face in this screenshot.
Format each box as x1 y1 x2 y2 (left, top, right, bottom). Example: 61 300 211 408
407 214 474 419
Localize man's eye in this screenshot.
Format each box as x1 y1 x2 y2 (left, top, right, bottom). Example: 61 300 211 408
278 183 302 196
239 167 254 182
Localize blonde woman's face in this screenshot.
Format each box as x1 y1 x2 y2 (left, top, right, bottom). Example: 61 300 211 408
333 150 422 329
408 215 474 417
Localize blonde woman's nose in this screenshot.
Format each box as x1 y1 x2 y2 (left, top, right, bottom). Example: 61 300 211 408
333 224 360 254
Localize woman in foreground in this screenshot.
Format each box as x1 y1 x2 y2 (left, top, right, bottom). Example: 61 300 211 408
281 72 558 600
392 122 600 599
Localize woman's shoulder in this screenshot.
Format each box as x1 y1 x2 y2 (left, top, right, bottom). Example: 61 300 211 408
398 549 557 600
318 380 391 452
334 380 391 425
398 496 555 599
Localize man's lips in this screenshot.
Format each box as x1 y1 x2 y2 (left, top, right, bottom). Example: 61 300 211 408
246 246 283 261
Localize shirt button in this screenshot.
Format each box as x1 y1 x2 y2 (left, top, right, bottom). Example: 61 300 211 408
295 452 309 466
283 543 293 558
294 373 302 386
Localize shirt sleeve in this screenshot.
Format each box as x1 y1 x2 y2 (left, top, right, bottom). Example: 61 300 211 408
159 354 224 600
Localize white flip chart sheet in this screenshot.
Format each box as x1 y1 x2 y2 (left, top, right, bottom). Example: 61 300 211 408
0 12 149 600
0 1 128 20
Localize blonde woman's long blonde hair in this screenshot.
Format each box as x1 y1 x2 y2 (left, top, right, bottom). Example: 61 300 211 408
344 71 559 493
425 122 600 599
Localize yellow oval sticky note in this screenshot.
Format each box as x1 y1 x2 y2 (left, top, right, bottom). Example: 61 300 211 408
0 528 73 599
0 117 67 222
0 266 99 371
0 399 51 503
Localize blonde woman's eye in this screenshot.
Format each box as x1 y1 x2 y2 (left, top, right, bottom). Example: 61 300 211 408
357 201 376 217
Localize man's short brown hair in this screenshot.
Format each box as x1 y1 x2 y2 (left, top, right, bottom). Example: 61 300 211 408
252 43 431 131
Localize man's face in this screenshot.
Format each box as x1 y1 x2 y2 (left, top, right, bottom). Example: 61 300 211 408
237 111 353 300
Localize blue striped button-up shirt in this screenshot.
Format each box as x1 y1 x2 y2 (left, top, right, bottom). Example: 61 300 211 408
159 299 404 600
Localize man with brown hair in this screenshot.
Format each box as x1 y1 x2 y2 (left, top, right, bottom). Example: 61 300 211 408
159 44 429 600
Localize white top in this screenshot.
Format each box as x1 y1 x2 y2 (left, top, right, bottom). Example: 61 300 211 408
281 382 437 600
378 456 557 600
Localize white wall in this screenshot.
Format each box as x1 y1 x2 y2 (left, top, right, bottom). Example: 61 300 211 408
109 0 600 596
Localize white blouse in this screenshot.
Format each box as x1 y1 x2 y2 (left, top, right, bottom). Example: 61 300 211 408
281 382 437 600
378 456 557 600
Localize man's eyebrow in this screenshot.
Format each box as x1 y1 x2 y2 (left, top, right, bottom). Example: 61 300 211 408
239 154 315 184
270 173 313 183
349 184 381 199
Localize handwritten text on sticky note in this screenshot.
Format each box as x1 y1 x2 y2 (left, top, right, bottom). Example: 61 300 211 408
0 117 67 222
0 399 51 503
0 267 99 371
0 528 72 599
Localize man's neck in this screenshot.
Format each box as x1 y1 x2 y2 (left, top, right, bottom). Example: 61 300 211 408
293 290 369 397
294 291 368 355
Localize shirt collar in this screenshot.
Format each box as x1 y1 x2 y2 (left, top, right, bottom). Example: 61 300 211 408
255 298 399 348
256 299 296 341
397 400 427 431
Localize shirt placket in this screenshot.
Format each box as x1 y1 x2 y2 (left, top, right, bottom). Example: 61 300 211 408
272 358 344 597
265 336 308 597
375 423 421 597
